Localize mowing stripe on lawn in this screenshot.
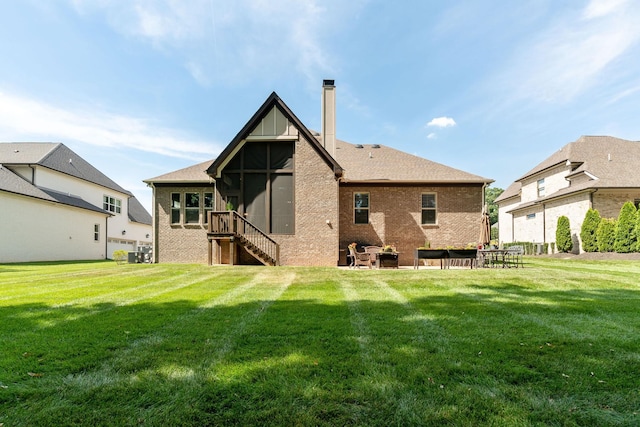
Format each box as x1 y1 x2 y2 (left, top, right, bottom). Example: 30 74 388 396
62 270 296 391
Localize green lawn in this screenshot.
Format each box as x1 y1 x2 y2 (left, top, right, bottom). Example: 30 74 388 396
1 258 639 426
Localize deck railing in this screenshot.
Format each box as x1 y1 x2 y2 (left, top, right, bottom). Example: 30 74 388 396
208 211 279 265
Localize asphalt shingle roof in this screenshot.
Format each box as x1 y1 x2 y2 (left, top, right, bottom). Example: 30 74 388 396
496 135 640 203
1 142 151 221
333 140 490 183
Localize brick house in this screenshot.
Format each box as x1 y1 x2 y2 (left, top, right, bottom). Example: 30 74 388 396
495 136 640 253
144 81 492 266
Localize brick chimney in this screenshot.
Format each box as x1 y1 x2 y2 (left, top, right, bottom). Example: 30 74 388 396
321 79 336 158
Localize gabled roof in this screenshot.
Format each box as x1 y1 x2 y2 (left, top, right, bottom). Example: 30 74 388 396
334 140 491 184
206 92 343 178
495 135 640 204
0 165 109 215
144 160 214 184
1 142 151 221
0 142 131 195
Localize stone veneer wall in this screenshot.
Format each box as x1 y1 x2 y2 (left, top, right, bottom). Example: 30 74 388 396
593 190 640 219
339 184 483 266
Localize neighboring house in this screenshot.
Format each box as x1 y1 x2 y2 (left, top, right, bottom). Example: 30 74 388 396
495 136 640 253
0 142 152 263
144 81 492 266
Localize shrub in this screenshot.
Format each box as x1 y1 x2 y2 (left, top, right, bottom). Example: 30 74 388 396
597 218 616 252
614 201 637 253
580 208 601 252
112 249 128 265
555 216 572 253
635 210 640 252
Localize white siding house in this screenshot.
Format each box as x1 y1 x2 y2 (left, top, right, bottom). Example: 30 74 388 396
496 136 640 253
0 143 151 263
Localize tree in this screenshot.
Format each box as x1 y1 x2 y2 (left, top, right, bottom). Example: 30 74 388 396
580 208 601 252
556 216 572 253
485 186 504 226
485 186 504 241
635 210 640 252
597 218 616 253
614 201 637 253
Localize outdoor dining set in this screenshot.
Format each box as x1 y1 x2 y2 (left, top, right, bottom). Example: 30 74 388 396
347 244 525 269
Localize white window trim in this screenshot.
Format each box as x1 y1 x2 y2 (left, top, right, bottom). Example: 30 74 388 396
421 192 437 225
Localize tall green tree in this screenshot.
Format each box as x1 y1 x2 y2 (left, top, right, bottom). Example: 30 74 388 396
614 201 637 253
556 216 572 253
485 186 504 226
635 210 640 252
485 186 504 241
597 218 616 253
580 208 601 252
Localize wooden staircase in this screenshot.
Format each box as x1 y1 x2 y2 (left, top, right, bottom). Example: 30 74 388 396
207 211 279 266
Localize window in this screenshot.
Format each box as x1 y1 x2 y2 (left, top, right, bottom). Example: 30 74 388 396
421 193 437 225
537 179 545 197
204 192 213 224
94 224 100 241
527 213 536 219
171 193 181 224
103 196 121 214
354 193 369 224
185 193 200 224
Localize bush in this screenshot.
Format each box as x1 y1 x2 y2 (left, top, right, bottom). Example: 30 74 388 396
580 208 601 252
614 202 637 253
597 218 616 252
635 210 640 252
112 249 128 265
556 216 573 253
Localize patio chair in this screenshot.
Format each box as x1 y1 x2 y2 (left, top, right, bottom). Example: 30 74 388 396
348 245 372 268
505 245 524 268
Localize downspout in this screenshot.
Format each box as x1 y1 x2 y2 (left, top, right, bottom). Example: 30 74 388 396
104 216 109 259
542 203 546 244
148 183 158 264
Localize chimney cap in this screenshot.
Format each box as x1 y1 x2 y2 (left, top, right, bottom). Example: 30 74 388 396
323 79 335 86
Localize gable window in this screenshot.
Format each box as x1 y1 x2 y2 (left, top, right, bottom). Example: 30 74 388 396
537 179 545 197
185 193 200 224
103 196 121 214
204 192 213 224
354 192 369 224
527 213 536 219
94 224 100 241
171 193 181 224
421 193 437 225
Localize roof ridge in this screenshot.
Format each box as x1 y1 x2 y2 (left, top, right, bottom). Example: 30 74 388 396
34 142 62 164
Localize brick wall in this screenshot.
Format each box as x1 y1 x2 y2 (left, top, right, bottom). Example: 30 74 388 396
153 184 213 264
339 184 483 265
153 136 340 266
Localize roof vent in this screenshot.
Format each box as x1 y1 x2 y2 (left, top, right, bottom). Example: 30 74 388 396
355 144 364 149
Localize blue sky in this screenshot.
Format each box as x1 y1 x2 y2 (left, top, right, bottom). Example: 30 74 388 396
2 1 640 212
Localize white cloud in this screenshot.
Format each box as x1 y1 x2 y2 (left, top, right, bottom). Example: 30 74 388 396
0 91 219 161
67 0 368 87
501 0 640 104
583 0 629 19
426 117 457 128
427 132 437 140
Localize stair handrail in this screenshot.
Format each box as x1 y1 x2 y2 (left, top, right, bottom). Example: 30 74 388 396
208 211 280 265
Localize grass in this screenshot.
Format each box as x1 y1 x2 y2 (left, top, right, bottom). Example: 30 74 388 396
1 258 639 426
